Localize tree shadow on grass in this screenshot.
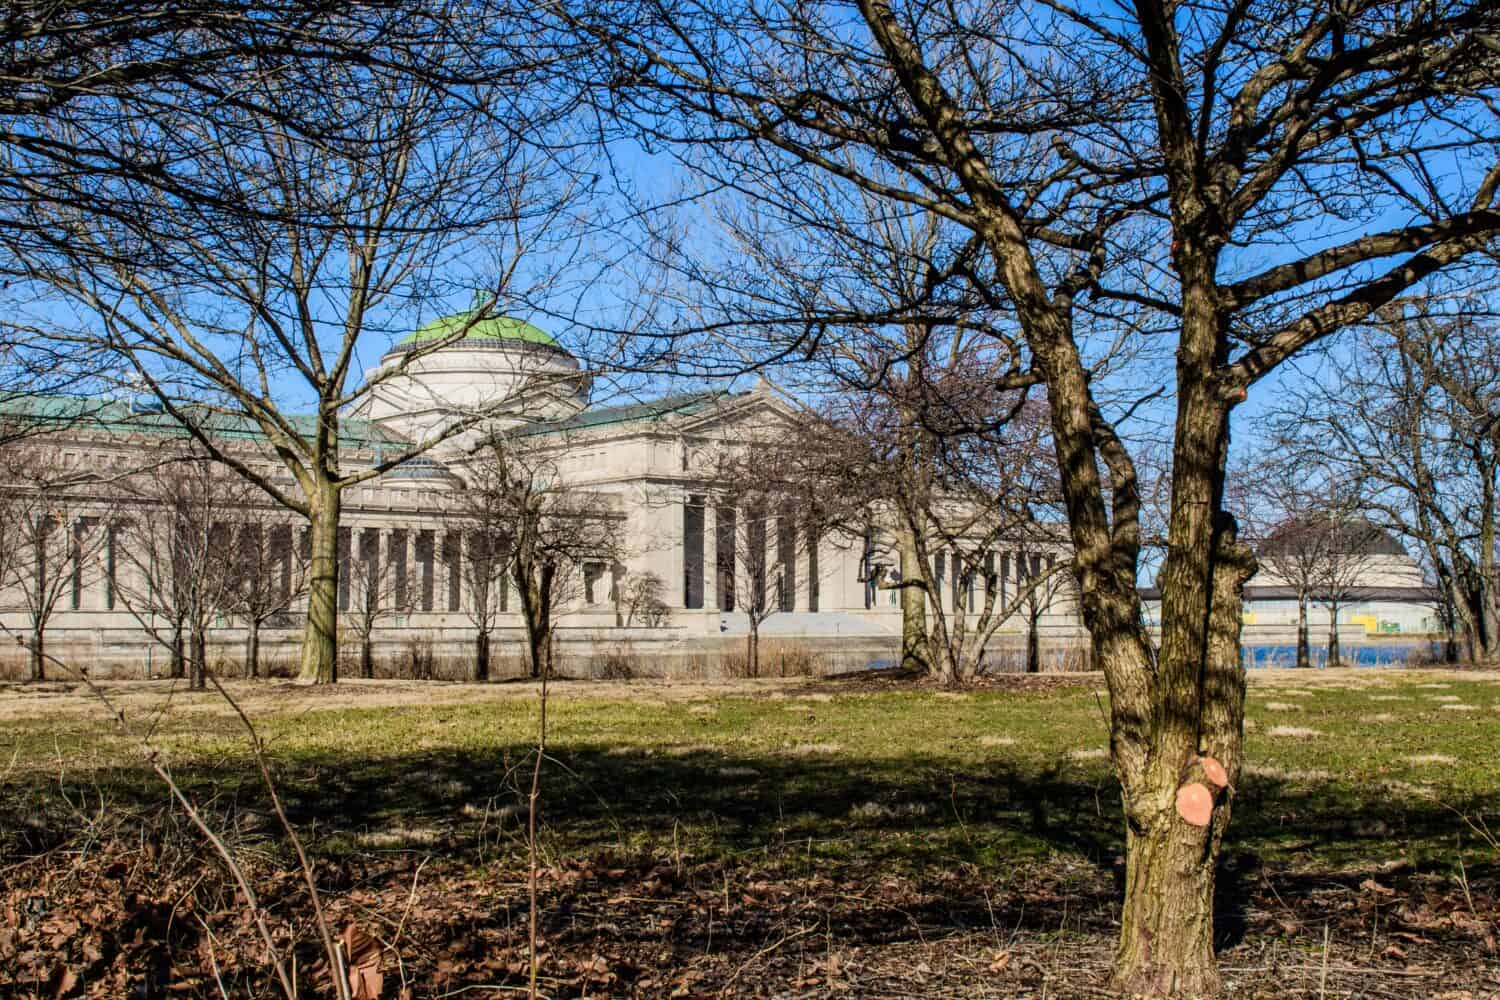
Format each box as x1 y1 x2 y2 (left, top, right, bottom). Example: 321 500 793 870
2 744 1496 953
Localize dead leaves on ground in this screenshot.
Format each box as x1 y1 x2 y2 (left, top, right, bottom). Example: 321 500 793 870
2 836 1498 997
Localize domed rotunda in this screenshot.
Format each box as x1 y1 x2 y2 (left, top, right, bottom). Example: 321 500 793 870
357 311 588 449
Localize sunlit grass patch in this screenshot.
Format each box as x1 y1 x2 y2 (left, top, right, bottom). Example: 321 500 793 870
1266 725 1323 738
3 667 1498 881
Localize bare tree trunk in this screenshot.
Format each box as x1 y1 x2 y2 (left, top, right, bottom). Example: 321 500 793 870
190 628 207 691
1295 593 1311 669
28 618 44 682
1327 601 1341 667
897 527 930 674
475 630 490 682
245 620 261 679
299 480 341 684
360 635 374 679
746 622 759 678
527 626 552 681
170 623 185 680
1112 518 1256 996
1026 610 1041 674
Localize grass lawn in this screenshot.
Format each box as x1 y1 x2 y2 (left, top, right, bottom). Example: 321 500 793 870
2 669 1497 997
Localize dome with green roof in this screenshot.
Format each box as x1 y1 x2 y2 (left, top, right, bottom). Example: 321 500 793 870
393 312 561 353
360 307 587 443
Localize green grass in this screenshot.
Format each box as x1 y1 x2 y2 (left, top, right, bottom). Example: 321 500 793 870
4 670 1499 883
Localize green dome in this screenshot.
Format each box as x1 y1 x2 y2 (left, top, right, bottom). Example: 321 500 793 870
398 312 557 349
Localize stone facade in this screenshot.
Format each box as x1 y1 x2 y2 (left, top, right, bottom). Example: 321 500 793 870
0 317 1084 678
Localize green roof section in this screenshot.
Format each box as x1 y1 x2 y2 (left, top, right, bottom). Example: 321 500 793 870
397 311 558 349
512 390 737 438
0 394 408 450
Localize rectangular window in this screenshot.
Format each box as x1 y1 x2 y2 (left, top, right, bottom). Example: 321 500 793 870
71 518 93 610
806 525 819 613
105 521 117 611
584 561 605 605
443 532 461 612
416 530 435 612
359 529 380 613
499 539 511 613
683 496 704 609
747 508 768 614
276 525 293 604
337 527 352 612
933 551 946 613
861 523 877 610
716 506 736 612
777 512 796 613
390 529 408 610
952 549 963 612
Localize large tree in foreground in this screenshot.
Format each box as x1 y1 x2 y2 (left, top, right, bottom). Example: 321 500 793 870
13 34 590 683
575 0 1500 990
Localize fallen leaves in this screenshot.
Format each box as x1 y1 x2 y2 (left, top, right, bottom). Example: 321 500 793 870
342 924 382 1000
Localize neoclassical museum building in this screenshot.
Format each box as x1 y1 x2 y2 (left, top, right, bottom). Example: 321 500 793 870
0 313 1085 678
1 312 1443 677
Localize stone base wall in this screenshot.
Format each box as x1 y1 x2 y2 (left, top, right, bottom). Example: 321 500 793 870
0 623 1097 680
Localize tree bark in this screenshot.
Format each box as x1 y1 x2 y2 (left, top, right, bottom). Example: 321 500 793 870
245 620 261 678
746 623 759 678
1110 282 1237 993
298 479 341 683
170 623 185 680
527 625 551 680
360 635 374 679
475 630 490 682
28 619 44 682
1026 610 1041 674
1327 601 1341 667
190 628 207 690
1112 518 1256 996
1295 593 1311 669
897 526 930 674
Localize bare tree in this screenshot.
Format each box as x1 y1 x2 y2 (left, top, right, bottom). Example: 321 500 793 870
1013 549 1075 675
572 0 1500 988
703 430 842 679
812 367 1060 684
1235 456 1369 670
650 168 1057 679
1274 297 1500 664
464 439 624 681
341 528 411 681
232 516 309 679
17 50 591 684
0 440 113 680
454 496 513 683
114 449 250 689
619 570 671 628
